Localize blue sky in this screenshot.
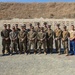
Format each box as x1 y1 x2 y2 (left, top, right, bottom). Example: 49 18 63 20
0 0 75 3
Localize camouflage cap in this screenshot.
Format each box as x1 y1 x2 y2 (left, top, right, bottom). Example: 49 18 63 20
44 22 47 25
8 24 11 27
4 24 7 27
48 25 51 27
30 23 32 26
37 22 40 25
24 24 26 27
15 24 18 26
56 24 60 26
63 25 66 28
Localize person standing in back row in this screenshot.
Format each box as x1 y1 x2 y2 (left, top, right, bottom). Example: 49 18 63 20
69 25 75 55
46 25 54 54
15 24 21 52
10 26 18 55
54 24 62 55
27 26 37 54
37 27 47 55
18 25 27 54
62 26 70 56
1 24 10 56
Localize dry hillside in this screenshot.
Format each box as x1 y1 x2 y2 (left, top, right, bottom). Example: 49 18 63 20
0 2 75 19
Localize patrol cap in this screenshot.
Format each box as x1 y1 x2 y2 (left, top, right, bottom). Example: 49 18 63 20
56 24 60 27
15 24 18 26
37 22 40 25
8 24 11 27
44 22 47 25
30 23 32 26
24 24 26 27
4 24 7 27
63 25 66 28
48 25 51 27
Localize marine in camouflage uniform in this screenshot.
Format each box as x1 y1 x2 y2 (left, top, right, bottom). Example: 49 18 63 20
54 24 62 54
1 24 10 55
62 26 69 56
7 24 12 33
34 22 41 51
15 24 21 52
46 25 54 53
10 26 18 55
35 22 41 32
27 23 33 32
18 25 27 54
7 24 12 49
43 22 48 32
24 24 28 53
37 27 47 54
27 26 37 54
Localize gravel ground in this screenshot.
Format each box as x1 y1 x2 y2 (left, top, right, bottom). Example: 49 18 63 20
0 53 75 75
0 30 75 75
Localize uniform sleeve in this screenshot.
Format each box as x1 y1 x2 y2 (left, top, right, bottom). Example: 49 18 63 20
9 32 12 40
18 32 20 39
43 33 46 40
33 32 37 40
27 32 30 40
1 31 4 38
49 30 53 39
57 30 62 39
54 30 56 38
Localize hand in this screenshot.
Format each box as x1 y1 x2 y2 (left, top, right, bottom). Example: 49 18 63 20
55 38 57 40
32 38 34 41
22 39 24 41
41 39 43 41
62 38 64 41
5 38 8 40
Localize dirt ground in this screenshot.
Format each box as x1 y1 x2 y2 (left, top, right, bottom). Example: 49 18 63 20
0 26 75 75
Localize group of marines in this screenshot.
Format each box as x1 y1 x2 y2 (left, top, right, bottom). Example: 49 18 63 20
1 22 75 56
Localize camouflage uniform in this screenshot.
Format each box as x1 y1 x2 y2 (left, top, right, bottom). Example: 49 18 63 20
27 27 37 54
1 24 10 55
34 22 41 50
18 25 27 54
62 26 69 56
35 22 41 32
43 22 48 32
37 27 47 54
7 24 12 48
46 25 54 53
15 24 21 51
10 26 18 55
54 24 62 54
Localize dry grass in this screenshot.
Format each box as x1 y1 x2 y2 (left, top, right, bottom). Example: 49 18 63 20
0 2 75 19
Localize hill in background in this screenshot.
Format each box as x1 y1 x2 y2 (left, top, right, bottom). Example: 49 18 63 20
0 2 75 20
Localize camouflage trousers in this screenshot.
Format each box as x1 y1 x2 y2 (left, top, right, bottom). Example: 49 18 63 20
37 41 47 53
47 39 53 53
55 39 61 53
2 40 10 54
10 42 18 54
19 41 27 54
62 40 69 55
28 41 37 53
